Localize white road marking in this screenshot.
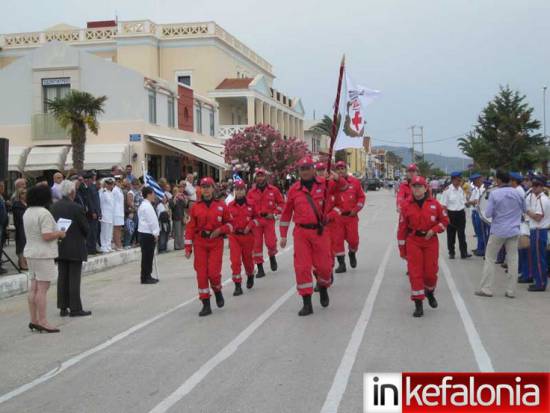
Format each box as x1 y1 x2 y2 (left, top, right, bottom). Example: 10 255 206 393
439 258 494 372
0 248 294 405
320 240 393 413
148 286 296 413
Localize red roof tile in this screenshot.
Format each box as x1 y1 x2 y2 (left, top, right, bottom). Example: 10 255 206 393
215 78 254 90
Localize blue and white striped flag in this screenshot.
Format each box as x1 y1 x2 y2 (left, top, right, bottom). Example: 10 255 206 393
144 174 165 199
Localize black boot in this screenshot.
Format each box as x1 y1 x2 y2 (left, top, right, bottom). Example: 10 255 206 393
233 283 243 296
298 295 313 316
348 251 357 268
334 256 347 273
214 291 225 308
425 290 438 308
314 284 320 292
269 255 278 271
246 274 254 289
199 298 212 317
413 299 424 317
256 263 266 278
319 286 330 307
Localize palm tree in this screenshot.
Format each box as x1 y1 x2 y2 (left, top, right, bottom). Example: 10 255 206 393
47 90 107 172
310 114 347 161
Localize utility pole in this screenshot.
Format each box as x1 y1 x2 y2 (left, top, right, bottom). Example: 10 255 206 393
409 125 424 163
543 86 547 141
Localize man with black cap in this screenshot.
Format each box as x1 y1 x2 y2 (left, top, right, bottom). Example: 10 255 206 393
441 172 471 259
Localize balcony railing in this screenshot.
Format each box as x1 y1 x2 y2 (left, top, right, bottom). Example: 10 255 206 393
218 125 247 139
31 113 68 140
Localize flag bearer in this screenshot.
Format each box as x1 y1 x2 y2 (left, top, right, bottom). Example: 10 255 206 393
247 168 285 277
185 177 233 317
398 176 449 317
525 176 550 292
333 161 366 273
227 180 257 296
279 157 345 316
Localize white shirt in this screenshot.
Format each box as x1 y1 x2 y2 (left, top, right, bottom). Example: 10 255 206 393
138 199 160 236
526 192 550 229
156 202 166 217
99 189 114 224
441 184 466 211
469 184 484 205
112 185 125 221
184 181 197 202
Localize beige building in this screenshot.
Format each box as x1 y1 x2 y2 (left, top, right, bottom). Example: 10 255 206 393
0 19 305 142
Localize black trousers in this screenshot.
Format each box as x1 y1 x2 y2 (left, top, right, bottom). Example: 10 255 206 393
139 232 156 281
87 219 99 254
447 209 468 256
57 260 83 312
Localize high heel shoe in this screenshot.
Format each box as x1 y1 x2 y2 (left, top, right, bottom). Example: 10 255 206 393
35 324 60 333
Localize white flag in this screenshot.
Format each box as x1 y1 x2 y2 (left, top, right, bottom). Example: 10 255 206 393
334 70 381 150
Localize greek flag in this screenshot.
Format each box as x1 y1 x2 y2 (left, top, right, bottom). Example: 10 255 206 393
144 174 164 199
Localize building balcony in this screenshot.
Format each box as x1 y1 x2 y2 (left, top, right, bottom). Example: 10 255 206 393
219 125 247 139
31 113 67 140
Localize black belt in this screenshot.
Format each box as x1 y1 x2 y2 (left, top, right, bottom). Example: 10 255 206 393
413 230 428 237
298 223 321 230
341 211 352 216
200 231 212 238
234 229 247 235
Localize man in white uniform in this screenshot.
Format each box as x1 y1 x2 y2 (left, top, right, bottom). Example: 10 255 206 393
440 172 471 259
112 176 125 250
99 178 115 253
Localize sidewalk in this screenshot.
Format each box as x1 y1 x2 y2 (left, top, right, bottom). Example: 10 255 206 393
0 241 175 300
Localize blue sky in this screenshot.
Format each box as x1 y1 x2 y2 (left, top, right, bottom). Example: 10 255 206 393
4 0 549 156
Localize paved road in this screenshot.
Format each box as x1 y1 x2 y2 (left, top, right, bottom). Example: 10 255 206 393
1 190 549 413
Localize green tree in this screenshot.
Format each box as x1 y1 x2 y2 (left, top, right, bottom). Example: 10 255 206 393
48 90 107 172
416 160 434 176
385 150 403 168
458 86 548 171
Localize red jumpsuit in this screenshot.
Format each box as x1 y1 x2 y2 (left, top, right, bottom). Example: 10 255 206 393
227 199 257 283
280 178 343 296
397 196 449 300
334 176 366 256
185 199 232 299
396 180 412 212
247 184 285 264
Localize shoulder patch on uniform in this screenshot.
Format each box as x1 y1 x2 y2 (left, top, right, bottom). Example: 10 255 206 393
430 205 436 209
217 206 223 211
316 189 322 193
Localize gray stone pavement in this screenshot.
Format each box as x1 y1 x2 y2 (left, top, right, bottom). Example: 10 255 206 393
0 190 548 413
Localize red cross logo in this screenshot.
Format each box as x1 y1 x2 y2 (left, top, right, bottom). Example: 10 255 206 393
352 111 362 130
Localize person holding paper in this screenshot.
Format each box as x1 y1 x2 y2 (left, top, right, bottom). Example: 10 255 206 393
50 180 90 317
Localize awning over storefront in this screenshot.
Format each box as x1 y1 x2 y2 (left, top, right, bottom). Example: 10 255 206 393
8 146 30 172
65 144 130 171
24 146 69 172
196 143 225 158
147 134 228 170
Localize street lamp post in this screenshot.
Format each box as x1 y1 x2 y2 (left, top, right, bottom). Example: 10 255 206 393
543 86 547 141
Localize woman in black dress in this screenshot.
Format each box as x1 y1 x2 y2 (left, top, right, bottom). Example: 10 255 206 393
12 188 28 270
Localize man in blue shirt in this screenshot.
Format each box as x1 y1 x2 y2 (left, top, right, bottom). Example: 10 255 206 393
476 171 526 298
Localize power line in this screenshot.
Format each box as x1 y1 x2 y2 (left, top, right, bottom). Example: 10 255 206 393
370 132 468 145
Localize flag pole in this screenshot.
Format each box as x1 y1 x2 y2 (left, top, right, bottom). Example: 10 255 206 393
326 54 346 176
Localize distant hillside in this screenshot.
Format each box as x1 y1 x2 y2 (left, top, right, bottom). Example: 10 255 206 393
374 145 471 173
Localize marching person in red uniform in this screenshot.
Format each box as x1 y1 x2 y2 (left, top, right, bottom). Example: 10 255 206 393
396 163 419 213
185 177 233 317
247 168 285 278
280 156 345 316
227 180 257 296
333 161 366 273
397 176 449 317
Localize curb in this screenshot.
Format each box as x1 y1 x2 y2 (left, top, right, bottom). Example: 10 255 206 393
0 241 175 300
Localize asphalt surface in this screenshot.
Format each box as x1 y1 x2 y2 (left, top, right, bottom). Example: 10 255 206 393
0 189 549 413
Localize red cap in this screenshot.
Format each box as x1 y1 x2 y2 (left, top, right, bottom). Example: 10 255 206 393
255 168 266 176
234 180 246 189
297 156 315 168
335 161 347 168
410 176 427 186
200 177 215 186
315 162 327 170
407 163 418 172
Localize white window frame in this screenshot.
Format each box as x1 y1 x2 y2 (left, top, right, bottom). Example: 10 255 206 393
175 70 193 88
